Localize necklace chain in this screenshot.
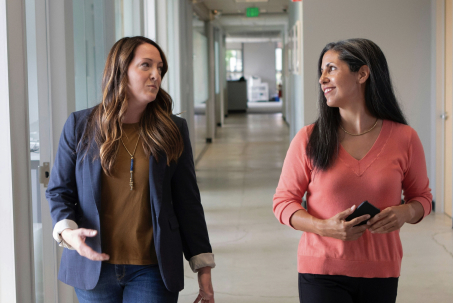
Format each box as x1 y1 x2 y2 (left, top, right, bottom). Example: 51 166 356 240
120 133 140 190
340 119 379 136
120 135 140 158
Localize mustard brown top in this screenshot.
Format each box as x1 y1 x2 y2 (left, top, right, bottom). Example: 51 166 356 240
100 122 157 265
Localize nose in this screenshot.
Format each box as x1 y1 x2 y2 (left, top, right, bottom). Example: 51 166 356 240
319 70 329 85
150 67 159 81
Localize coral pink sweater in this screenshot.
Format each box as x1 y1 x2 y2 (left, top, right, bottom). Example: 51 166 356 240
273 120 432 278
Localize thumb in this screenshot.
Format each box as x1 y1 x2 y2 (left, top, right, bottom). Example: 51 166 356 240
337 205 356 220
78 229 98 238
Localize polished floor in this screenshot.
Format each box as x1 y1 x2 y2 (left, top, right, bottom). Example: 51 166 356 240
180 113 453 303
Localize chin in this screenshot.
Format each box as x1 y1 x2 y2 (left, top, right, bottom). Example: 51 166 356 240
143 95 157 103
326 99 339 108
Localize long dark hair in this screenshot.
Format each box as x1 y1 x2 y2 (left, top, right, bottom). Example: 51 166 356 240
80 36 183 176
306 38 407 171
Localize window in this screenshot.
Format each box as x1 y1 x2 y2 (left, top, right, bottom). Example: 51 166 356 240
226 49 243 80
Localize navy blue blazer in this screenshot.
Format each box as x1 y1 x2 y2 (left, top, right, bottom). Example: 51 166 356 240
46 107 212 292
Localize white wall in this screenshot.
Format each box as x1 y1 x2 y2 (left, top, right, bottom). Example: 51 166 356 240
243 42 277 100
295 0 433 184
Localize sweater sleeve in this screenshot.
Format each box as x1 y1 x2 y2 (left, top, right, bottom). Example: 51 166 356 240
402 128 432 222
273 127 312 228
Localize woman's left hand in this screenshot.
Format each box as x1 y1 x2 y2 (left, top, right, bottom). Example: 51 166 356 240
193 267 214 303
367 202 423 233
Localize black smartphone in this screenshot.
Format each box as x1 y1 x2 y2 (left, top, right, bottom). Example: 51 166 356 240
345 201 380 226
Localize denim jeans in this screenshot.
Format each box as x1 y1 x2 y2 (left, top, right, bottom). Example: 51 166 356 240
75 263 179 303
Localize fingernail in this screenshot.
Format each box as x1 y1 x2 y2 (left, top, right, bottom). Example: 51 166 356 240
91 231 96 235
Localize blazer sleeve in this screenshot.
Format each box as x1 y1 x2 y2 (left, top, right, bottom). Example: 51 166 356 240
171 119 215 272
45 113 80 243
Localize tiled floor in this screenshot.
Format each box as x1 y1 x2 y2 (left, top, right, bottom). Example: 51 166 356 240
180 113 453 303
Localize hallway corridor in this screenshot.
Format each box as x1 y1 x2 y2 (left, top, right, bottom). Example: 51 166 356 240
180 114 453 303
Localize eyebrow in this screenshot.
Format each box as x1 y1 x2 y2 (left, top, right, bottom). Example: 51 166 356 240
320 62 333 71
142 58 163 64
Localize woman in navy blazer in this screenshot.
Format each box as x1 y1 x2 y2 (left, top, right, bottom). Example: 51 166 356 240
46 36 215 303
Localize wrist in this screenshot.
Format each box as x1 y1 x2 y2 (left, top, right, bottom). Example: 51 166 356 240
404 202 421 223
198 266 212 275
60 228 72 240
399 204 412 223
312 217 326 237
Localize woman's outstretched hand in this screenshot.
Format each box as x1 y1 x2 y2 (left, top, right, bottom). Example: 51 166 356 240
61 228 110 261
318 205 370 241
193 267 214 303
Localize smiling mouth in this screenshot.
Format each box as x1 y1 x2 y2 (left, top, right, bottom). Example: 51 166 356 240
324 87 335 94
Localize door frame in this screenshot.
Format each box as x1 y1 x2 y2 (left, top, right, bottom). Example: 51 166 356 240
1 0 35 301
34 0 60 302
435 0 453 225
435 0 446 215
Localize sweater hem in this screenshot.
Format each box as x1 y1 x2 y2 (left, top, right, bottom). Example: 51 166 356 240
298 255 401 278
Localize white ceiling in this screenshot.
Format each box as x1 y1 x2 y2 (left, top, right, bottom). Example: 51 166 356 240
196 0 289 15
192 0 289 40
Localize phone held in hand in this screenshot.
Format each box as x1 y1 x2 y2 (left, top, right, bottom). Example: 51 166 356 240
345 201 380 226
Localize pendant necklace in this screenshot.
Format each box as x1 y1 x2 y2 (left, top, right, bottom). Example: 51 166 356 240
340 119 379 136
120 134 140 190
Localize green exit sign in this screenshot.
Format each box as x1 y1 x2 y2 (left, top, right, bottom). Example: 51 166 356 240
246 7 259 17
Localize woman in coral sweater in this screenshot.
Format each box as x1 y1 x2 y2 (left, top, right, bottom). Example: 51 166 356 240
273 38 432 303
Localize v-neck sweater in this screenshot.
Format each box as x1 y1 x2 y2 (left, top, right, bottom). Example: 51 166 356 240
273 120 432 278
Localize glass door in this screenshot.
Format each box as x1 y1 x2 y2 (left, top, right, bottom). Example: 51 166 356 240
25 0 58 302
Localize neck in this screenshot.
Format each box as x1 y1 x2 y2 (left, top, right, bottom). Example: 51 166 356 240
123 101 147 124
339 106 376 134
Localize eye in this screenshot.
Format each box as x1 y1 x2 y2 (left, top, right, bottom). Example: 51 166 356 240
157 66 163 73
329 66 336 72
141 62 149 68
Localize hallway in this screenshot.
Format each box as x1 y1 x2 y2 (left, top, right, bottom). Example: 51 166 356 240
180 114 453 303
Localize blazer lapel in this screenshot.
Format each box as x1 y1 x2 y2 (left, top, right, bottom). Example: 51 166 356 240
149 153 167 218
86 146 102 214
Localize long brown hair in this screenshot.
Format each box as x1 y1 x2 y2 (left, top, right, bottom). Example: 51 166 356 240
79 36 183 176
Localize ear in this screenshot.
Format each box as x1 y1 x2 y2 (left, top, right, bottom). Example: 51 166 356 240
357 65 370 84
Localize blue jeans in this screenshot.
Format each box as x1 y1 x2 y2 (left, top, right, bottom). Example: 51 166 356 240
75 263 179 303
